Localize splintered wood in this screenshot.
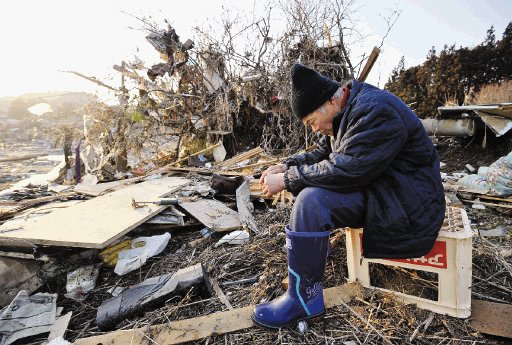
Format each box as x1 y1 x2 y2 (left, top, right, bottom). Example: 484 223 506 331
272 191 294 206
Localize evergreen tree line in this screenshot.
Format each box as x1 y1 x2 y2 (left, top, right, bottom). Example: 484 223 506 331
385 22 512 118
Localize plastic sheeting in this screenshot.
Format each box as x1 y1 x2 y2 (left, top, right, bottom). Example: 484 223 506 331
457 151 512 195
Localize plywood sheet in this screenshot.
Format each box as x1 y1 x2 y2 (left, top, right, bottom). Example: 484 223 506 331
73 177 142 196
179 199 242 232
0 177 190 249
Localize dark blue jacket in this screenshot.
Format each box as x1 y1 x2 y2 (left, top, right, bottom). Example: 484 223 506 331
283 81 445 259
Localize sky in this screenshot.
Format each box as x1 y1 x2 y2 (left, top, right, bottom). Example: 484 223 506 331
0 0 509 102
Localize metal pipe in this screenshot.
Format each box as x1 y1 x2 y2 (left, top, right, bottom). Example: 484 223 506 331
421 118 475 137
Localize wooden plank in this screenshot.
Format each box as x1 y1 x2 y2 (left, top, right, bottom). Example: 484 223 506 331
74 283 362 345
209 278 233 310
0 177 190 249
478 195 512 203
74 177 142 196
179 199 242 232
465 199 512 209
471 299 512 338
167 166 245 176
0 251 50 261
216 147 263 168
46 311 73 343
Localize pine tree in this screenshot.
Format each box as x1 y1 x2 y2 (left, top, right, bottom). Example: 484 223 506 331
384 23 512 117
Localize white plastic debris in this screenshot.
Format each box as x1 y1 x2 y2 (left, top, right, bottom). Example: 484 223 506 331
453 172 467 179
214 230 250 248
114 232 171 275
478 226 505 237
107 286 125 297
297 320 309 333
472 203 486 210
200 227 215 238
213 142 227 162
64 265 99 301
47 337 72 345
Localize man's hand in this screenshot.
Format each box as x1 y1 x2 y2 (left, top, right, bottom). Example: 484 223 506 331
259 164 287 184
262 173 286 197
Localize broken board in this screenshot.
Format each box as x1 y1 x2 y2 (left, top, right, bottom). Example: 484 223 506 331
74 283 362 345
179 199 242 232
0 177 190 249
73 177 142 196
471 299 512 339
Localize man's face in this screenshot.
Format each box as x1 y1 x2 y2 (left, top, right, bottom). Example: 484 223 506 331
302 100 337 136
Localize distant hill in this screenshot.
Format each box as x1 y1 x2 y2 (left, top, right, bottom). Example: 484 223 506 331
0 91 97 119
0 96 15 114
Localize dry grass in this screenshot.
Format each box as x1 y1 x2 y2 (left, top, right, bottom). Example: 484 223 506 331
470 80 512 105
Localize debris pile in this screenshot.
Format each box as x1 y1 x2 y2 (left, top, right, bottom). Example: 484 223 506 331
0 8 511 345
0 134 510 344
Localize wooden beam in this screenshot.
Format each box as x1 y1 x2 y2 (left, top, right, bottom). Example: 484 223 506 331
74 283 363 345
478 195 512 203
209 278 233 310
357 47 381 83
471 299 512 338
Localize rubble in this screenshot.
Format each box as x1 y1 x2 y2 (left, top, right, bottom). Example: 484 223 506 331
96 263 207 331
64 265 99 301
0 12 511 345
0 290 58 345
114 232 171 275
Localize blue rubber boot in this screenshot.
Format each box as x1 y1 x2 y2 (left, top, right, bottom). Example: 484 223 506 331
252 225 330 329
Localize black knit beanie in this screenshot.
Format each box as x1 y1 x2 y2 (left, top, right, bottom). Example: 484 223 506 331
291 63 340 119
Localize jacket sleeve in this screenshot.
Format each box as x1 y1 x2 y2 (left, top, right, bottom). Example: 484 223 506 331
284 102 407 195
282 135 330 167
